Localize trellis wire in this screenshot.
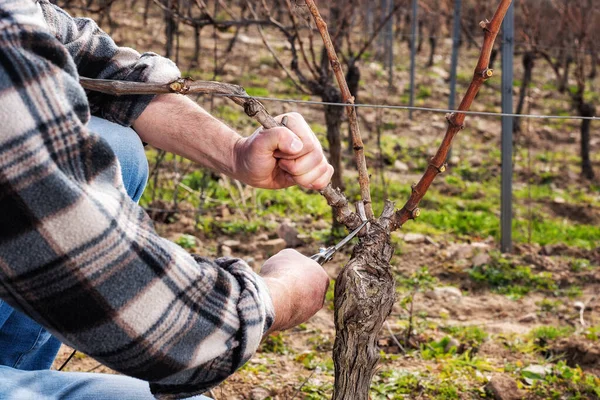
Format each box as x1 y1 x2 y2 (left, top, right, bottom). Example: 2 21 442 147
211 93 600 121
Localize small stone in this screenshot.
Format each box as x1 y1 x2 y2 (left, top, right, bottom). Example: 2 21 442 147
553 196 566 204
447 243 474 260
216 204 230 218
425 286 463 300
518 313 537 323
472 252 491 267
256 233 269 242
250 387 272 400
449 155 460 165
394 160 409 172
257 238 287 255
403 233 426 244
222 240 241 249
485 374 525 400
471 242 491 250
277 223 305 248
220 245 232 258
313 219 330 230
424 236 438 246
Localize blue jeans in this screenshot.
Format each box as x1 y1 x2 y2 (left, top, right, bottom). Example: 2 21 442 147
0 118 208 399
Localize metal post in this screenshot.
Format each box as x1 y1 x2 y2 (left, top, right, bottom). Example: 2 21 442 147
379 0 387 59
448 0 461 111
409 0 418 119
387 0 394 89
501 2 514 253
447 0 461 162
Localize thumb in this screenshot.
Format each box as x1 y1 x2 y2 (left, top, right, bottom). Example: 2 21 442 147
258 126 304 156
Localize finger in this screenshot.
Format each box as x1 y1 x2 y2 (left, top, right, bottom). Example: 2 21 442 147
278 151 326 177
273 113 319 156
308 164 334 190
290 160 333 190
255 126 304 155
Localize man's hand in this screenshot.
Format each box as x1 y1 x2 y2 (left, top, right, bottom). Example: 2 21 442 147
260 249 330 334
233 113 334 190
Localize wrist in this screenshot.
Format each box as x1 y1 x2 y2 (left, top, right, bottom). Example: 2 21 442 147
262 276 291 335
231 135 248 184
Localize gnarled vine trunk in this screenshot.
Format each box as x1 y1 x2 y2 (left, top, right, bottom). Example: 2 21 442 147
333 203 396 400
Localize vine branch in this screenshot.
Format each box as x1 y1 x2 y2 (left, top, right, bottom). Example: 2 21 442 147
304 0 374 221
390 0 513 231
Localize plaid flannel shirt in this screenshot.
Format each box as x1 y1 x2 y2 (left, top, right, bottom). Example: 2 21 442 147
0 1 274 398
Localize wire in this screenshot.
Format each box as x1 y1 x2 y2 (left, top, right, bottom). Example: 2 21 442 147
213 93 600 121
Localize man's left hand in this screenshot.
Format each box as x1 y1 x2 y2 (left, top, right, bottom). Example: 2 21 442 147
233 113 334 190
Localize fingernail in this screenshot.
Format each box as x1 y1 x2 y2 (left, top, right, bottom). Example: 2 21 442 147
290 138 303 152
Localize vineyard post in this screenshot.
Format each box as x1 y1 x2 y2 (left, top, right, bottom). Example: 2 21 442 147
449 0 462 112
408 0 418 119
501 1 514 253
387 0 394 89
447 0 462 161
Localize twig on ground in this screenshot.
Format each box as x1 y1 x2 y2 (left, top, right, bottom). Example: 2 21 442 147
385 321 406 354
290 367 320 400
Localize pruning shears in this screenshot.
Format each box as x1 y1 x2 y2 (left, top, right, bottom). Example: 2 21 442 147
310 220 368 265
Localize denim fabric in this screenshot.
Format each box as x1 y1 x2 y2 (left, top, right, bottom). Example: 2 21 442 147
0 119 210 399
0 366 210 399
88 116 150 202
0 299 62 370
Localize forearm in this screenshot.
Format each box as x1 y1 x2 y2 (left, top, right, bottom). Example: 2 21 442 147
133 94 243 178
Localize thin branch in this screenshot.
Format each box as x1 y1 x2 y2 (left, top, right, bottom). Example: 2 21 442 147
245 0 309 94
80 77 279 128
304 0 374 221
354 1 402 61
390 0 513 231
284 0 319 79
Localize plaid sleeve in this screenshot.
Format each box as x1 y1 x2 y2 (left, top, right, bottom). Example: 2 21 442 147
38 0 180 127
0 2 274 398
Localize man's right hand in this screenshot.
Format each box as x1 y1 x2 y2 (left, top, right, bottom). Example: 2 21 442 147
260 249 330 335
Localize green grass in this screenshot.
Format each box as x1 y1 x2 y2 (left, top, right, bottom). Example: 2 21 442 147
441 325 488 345
530 325 574 342
468 252 558 299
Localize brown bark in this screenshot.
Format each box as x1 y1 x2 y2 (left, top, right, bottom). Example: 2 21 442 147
332 202 396 400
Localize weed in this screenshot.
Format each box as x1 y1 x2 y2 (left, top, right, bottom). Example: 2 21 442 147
175 234 196 249
441 325 488 345
562 285 583 299
371 370 420 398
301 382 333 399
417 85 432 99
586 325 600 341
261 332 290 355
530 325 574 344
524 361 600 399
570 258 592 272
536 298 562 313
